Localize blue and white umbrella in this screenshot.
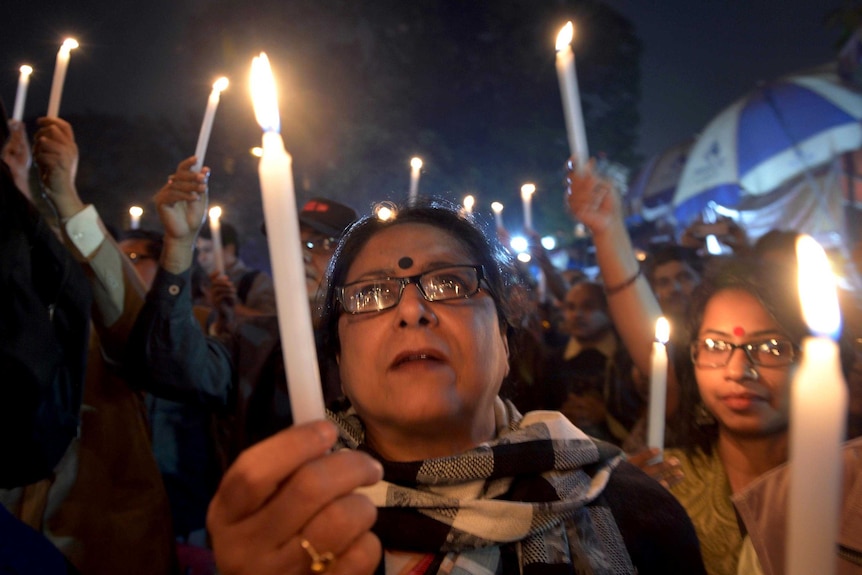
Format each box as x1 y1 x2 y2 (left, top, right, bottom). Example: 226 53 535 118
628 138 693 222
673 66 862 224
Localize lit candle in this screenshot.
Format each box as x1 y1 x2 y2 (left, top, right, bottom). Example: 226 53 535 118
463 194 475 215
193 76 229 173
491 201 504 230
409 157 423 201
251 52 325 424
555 22 589 169
647 317 670 459
12 65 33 122
521 183 535 231
786 235 847 575
208 206 226 275
47 38 78 118
129 206 143 230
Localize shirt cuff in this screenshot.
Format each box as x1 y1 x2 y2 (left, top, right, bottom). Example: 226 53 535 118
63 204 105 259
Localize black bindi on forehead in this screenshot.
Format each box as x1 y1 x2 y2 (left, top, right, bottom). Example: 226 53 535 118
397 257 413 270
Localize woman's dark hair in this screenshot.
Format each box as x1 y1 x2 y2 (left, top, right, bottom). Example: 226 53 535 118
317 197 525 364
670 256 809 456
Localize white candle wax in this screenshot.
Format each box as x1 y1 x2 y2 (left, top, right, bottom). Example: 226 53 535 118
12 65 33 122
47 38 78 118
193 77 229 173
252 53 325 424
409 157 423 201
491 202 504 229
787 235 847 575
129 206 143 230
208 206 226 275
647 317 670 457
555 22 589 169
521 183 535 231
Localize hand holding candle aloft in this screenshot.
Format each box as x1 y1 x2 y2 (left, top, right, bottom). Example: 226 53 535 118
647 317 670 460
193 77 229 173
786 235 847 575
13 65 33 122
47 38 78 118
251 52 325 424
408 157 423 201
555 22 589 169
129 206 143 230
491 201 505 230
208 206 226 275
521 183 535 231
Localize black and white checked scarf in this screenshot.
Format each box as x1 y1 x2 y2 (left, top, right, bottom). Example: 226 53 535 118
330 399 635 574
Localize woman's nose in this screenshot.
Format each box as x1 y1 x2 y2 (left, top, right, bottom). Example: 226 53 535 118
395 283 437 327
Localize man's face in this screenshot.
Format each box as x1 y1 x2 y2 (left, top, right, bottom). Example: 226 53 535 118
651 260 700 318
301 227 338 302
195 237 215 275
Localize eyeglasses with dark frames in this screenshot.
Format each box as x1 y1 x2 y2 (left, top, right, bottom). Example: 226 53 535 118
336 265 484 314
690 337 798 369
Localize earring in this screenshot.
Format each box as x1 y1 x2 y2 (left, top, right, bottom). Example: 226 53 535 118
695 402 716 427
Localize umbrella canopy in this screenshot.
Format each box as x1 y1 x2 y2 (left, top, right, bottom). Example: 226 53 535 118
628 138 693 222
673 66 862 224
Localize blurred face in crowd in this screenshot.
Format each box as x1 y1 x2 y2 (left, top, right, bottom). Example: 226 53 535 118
336 223 509 460
693 289 793 439
561 282 612 343
301 226 338 302
196 237 216 275
651 260 700 318
120 239 159 290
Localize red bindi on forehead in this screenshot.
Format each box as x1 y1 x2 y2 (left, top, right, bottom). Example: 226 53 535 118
733 326 746 337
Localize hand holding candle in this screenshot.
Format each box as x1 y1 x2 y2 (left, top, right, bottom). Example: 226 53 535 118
208 206 226 275
47 38 78 118
408 157 423 201
521 183 535 231
786 235 847 575
555 22 589 169
193 77 229 173
13 65 33 122
251 52 325 424
647 317 670 459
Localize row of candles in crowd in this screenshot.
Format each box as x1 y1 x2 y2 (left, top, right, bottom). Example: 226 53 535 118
10 25 847 575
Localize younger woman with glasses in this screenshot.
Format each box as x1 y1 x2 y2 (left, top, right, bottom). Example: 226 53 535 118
567 160 862 575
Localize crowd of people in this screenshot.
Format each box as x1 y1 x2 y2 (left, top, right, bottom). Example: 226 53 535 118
1 100 862 575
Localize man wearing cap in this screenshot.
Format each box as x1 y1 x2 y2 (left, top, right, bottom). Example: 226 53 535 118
297 198 358 307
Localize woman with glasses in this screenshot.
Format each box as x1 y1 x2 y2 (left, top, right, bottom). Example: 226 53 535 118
206 198 706 575
566 160 862 575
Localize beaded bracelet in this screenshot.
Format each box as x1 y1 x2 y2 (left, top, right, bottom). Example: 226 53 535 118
604 265 643 296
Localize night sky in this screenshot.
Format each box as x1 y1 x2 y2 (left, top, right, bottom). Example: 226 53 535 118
2 0 853 167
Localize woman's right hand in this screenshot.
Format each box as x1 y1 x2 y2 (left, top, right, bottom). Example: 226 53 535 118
207 420 384 575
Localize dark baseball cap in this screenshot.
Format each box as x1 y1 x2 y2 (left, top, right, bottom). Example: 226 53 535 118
298 198 358 237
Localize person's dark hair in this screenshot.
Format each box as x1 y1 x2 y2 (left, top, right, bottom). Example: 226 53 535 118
119 229 164 259
670 256 809 456
644 243 703 285
318 197 525 363
200 220 240 254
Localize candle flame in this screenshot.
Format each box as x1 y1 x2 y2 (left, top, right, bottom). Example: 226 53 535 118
251 52 281 133
410 157 423 170
61 38 79 53
250 146 264 158
520 183 536 200
555 22 574 52
655 317 670 344
374 201 398 221
19 65 33 76
796 235 841 339
491 201 504 214
213 76 230 93
209 206 222 220
129 206 143 217
463 194 475 210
